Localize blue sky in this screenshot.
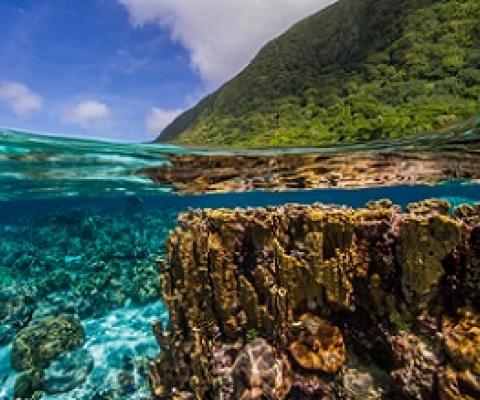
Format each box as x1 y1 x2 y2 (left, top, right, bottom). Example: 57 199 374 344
0 0 333 141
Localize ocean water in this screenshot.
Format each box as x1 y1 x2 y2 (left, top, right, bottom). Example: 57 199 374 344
1 128 480 399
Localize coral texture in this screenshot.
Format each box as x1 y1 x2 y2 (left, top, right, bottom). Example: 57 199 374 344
439 309 480 400
288 314 345 373
150 200 480 399
231 338 292 400
145 151 480 194
10 314 86 399
11 314 85 372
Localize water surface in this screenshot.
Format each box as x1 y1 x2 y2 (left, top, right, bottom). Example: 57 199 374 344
1 117 479 200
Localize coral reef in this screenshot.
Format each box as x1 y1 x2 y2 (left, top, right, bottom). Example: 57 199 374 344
11 314 85 372
144 151 480 194
0 207 174 399
10 314 85 398
0 208 171 328
150 200 480 399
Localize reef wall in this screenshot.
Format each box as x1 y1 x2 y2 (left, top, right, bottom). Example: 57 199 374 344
150 200 480 399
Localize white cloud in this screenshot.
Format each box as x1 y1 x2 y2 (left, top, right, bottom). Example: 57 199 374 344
119 0 336 88
146 107 182 135
0 81 43 118
64 101 110 128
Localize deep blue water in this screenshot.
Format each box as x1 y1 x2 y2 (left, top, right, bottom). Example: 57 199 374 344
1 128 480 399
3 179 480 215
1 180 480 224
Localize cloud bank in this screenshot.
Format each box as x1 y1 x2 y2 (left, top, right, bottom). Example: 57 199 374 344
0 81 43 118
119 0 336 88
146 107 183 135
64 101 110 128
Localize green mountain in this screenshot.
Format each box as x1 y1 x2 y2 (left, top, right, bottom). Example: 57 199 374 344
157 0 480 147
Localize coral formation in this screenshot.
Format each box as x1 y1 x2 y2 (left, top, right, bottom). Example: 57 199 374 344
0 208 170 327
150 200 480 399
13 369 44 400
231 338 292 400
388 331 440 399
0 287 35 346
341 352 387 399
10 314 85 399
439 309 480 400
11 314 85 372
288 314 345 373
397 211 462 297
144 151 480 194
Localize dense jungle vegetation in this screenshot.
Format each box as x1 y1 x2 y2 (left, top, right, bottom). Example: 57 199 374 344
158 0 480 147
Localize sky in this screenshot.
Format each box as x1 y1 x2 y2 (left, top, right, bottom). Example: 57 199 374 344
0 0 335 141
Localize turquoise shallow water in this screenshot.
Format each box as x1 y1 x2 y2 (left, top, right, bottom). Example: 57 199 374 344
1 128 480 399
1 117 479 200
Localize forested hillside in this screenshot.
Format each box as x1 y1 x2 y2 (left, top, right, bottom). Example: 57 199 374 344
158 0 480 147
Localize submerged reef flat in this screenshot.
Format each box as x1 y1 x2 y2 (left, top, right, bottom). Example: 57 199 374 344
0 208 173 324
0 207 175 399
151 200 480 399
145 150 480 194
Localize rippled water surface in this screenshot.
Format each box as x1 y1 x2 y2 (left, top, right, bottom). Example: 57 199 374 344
1 116 479 200
1 126 480 399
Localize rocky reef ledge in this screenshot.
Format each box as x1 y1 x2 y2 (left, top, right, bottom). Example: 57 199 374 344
150 200 480 399
143 151 480 194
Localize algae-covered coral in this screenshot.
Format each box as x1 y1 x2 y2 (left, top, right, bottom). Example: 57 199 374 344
151 200 480 399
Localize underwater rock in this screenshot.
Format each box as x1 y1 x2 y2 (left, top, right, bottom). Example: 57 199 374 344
231 338 292 400
151 201 480 399
11 314 85 371
43 348 94 394
288 314 345 373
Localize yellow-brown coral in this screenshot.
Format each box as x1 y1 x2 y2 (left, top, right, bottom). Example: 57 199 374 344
150 201 479 399
439 310 480 400
288 313 345 374
397 214 463 296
